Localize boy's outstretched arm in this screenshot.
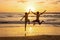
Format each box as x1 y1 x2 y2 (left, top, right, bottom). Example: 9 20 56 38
31 11 36 15
20 16 25 21
28 11 30 14
28 9 32 14
40 10 46 15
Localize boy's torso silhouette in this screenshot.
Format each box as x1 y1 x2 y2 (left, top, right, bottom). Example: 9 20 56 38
36 12 40 20
20 12 30 24
25 13 28 21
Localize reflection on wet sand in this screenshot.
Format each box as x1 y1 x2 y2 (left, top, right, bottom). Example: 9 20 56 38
0 24 60 37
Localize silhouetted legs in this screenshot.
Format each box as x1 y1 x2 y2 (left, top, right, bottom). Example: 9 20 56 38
39 20 44 24
27 19 30 24
25 19 30 31
32 20 44 25
25 19 30 24
32 20 36 25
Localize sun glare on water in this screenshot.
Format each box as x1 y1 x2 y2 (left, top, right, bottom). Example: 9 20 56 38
27 27 33 33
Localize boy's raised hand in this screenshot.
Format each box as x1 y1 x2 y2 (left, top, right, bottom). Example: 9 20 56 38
31 11 34 13
20 18 23 21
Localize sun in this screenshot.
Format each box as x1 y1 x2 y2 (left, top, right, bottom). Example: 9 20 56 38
25 5 35 12
27 6 35 12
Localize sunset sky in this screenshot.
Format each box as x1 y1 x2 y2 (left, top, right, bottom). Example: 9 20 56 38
0 0 60 12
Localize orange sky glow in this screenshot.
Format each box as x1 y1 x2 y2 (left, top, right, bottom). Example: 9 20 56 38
0 0 60 12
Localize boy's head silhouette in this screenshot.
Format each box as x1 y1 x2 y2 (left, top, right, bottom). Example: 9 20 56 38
25 12 27 14
37 11 39 14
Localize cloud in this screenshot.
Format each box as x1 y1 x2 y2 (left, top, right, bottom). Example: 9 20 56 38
56 0 60 3
28 0 59 4
44 0 60 4
51 2 58 4
37 2 45 4
50 1 60 4
0 0 60 5
57 0 60 2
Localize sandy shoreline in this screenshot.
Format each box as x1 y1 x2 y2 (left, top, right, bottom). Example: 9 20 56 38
0 35 60 40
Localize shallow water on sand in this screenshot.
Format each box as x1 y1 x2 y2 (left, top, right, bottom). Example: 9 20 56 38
0 24 60 37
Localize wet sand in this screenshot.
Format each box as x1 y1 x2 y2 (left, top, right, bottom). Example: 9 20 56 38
0 24 60 37
0 35 60 40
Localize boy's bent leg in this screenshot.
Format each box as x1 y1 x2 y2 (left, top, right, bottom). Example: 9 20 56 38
37 20 44 25
39 20 44 25
28 19 30 24
25 21 27 24
41 20 44 23
38 20 41 25
32 20 36 25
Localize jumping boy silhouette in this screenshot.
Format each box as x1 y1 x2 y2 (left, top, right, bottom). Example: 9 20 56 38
31 10 46 25
20 11 30 31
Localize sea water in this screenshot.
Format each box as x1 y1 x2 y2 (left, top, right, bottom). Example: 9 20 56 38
0 12 60 37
